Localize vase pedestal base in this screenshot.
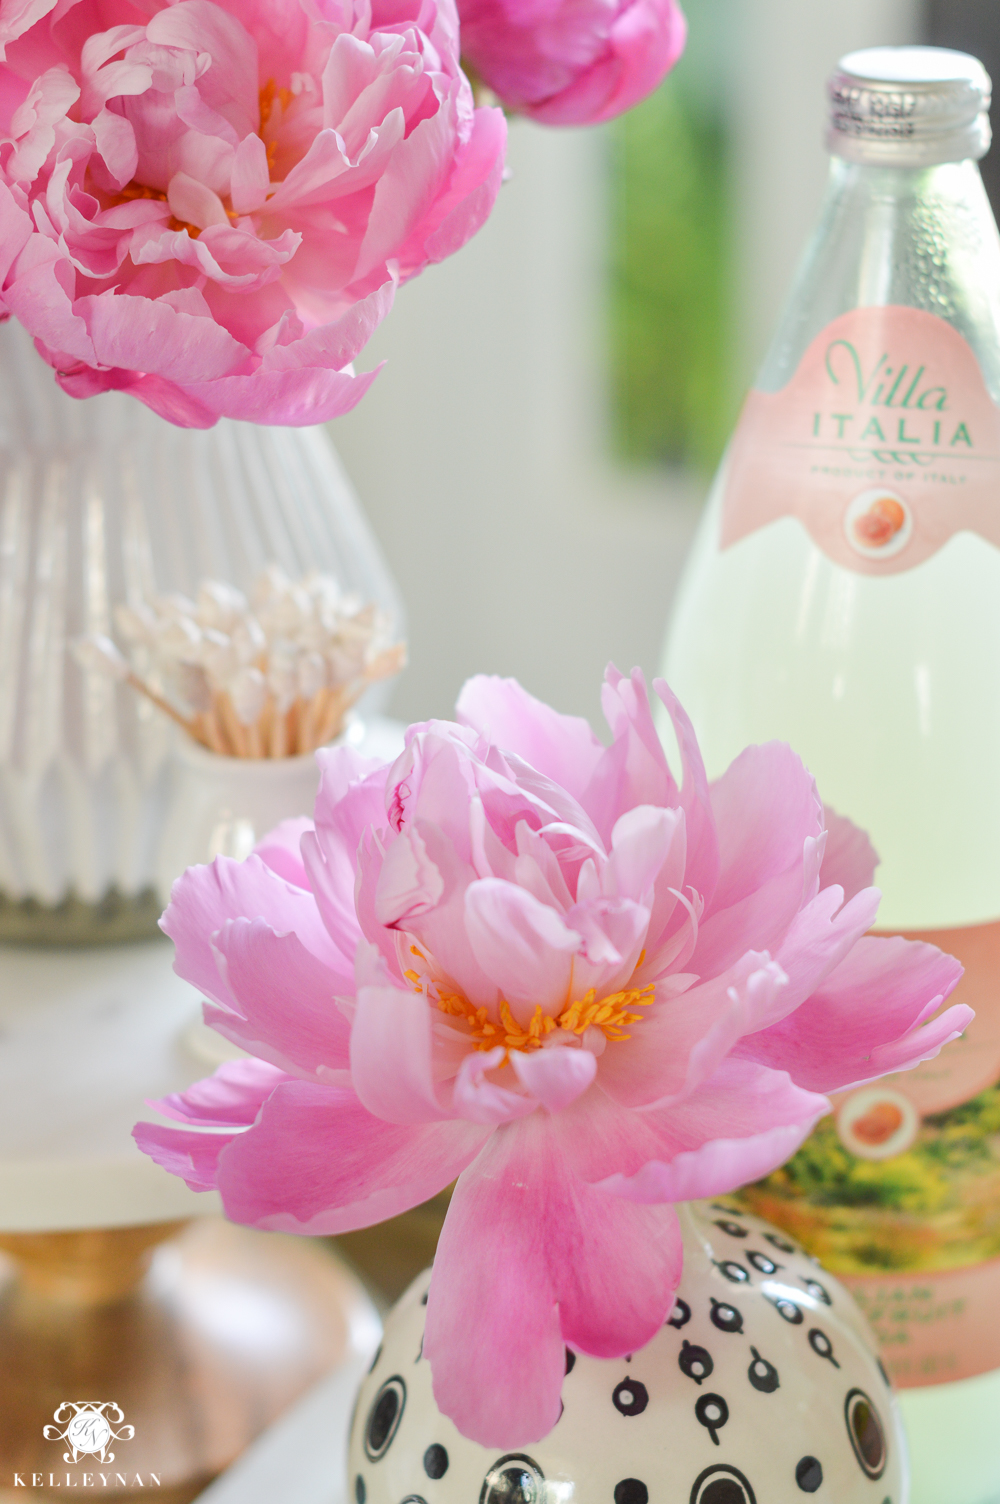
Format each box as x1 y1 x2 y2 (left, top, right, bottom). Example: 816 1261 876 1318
0 1217 379 1502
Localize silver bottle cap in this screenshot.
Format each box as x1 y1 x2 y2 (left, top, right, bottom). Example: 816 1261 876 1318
827 45 991 166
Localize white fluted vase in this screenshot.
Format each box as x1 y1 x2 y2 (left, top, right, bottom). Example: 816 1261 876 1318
0 322 402 942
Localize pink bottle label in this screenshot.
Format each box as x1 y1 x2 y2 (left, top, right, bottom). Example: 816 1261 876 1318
721 305 1000 574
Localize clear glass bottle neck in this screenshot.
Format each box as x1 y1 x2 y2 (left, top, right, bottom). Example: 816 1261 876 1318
756 154 1000 402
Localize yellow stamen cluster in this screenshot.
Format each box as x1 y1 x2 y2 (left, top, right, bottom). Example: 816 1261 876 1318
259 80 294 172
405 962 654 1064
112 181 202 238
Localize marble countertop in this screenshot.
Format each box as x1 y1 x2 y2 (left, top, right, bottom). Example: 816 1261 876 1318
0 717 405 1234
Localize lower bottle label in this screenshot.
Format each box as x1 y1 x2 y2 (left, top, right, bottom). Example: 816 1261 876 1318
736 919 1000 1388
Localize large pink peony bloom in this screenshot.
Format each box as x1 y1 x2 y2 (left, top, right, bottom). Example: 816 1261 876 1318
136 667 969 1445
0 0 506 426
459 0 686 125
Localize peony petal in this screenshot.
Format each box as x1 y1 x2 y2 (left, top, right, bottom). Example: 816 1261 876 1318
690 832 825 981
207 916 351 1077
761 883 882 1029
132 1121 236 1191
737 932 969 1093
511 1043 596 1111
230 129 270 215
583 665 678 844
374 821 445 928
150 1056 286 1127
456 673 605 803
5 238 96 364
161 852 352 1009
452 1046 538 1124
0 177 33 290
464 878 580 1015
146 0 259 138
133 360 383 426
215 1079 488 1232
562 895 649 998
253 815 312 888
820 804 880 900
305 749 390 961
653 677 718 908
598 1058 828 1202
0 0 63 63
706 742 823 915
420 104 506 267
77 287 247 383
424 1114 682 1446
598 952 788 1110
167 171 230 231
350 953 445 1124
391 820 501 1009
603 803 683 903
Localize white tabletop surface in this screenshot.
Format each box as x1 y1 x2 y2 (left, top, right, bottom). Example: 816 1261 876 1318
0 717 405 1234
192 1337 378 1504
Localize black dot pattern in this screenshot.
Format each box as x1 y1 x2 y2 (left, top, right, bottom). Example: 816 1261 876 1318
808 1329 840 1367
565 1349 576 1374
764 1232 797 1254
709 1298 744 1334
715 1260 749 1283
615 1480 649 1504
746 1251 780 1275
355 1476 366 1504
691 1465 757 1504
364 1377 406 1462
747 1347 779 1394
694 1393 729 1446
768 1294 804 1325
612 1379 649 1416
679 1340 714 1385
668 1298 692 1330
714 1219 749 1239
795 1457 823 1493
845 1390 888 1479
424 1445 449 1479
801 1278 831 1305
701 1482 743 1504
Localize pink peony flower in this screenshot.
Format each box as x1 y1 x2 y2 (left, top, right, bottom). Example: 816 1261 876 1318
135 667 969 1445
0 0 506 426
459 0 686 125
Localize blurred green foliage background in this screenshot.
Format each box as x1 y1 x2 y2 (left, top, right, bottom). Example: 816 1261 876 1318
608 0 739 473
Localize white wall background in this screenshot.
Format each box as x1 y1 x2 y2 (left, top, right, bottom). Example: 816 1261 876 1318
332 0 921 729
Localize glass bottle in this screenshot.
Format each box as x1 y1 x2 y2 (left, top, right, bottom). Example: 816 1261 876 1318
660 48 1000 1504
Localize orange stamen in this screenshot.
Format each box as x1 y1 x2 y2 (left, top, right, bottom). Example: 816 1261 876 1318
408 965 655 1065
107 182 203 237
260 79 294 170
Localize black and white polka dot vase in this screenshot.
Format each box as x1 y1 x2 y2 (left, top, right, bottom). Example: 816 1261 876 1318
348 1201 908 1504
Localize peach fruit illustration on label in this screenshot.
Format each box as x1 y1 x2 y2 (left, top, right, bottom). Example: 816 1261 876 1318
836 1087 920 1161
844 489 912 557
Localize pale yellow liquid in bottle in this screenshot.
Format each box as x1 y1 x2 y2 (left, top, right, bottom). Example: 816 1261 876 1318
662 488 1000 1504
664 470 1000 933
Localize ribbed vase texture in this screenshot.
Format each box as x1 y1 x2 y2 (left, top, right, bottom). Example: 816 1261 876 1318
0 322 401 930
